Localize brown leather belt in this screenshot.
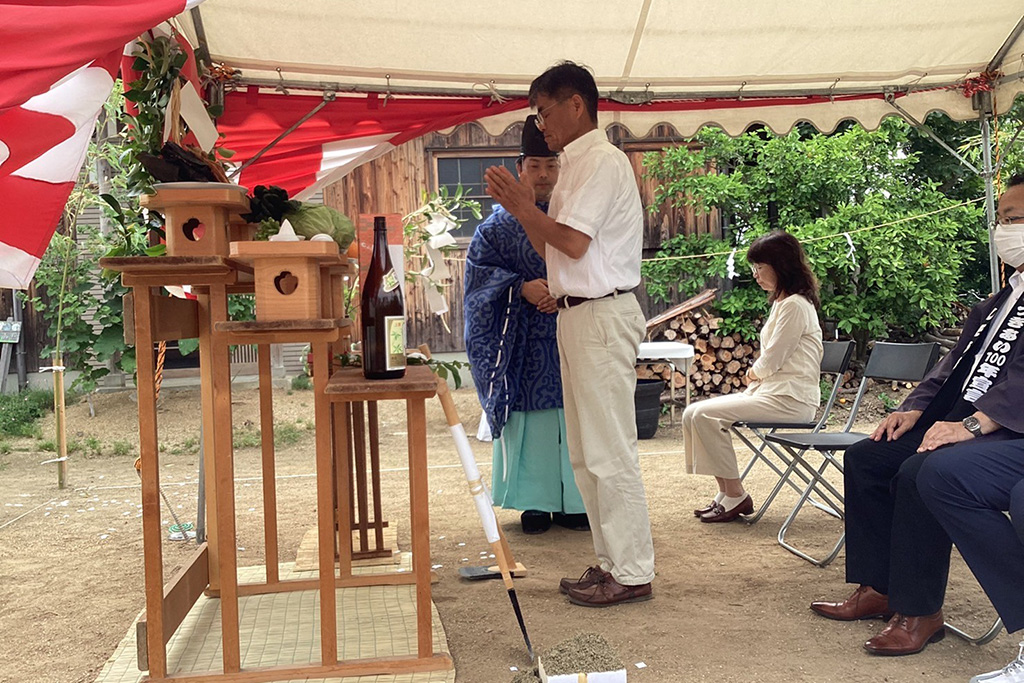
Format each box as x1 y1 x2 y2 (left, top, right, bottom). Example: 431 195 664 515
556 289 632 309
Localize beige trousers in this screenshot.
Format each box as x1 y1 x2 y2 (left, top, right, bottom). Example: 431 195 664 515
556 293 655 585
682 391 816 479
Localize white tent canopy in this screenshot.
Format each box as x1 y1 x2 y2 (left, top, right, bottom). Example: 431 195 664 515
177 1 1024 136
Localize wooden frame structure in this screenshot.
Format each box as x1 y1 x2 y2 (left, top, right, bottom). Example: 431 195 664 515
101 236 451 681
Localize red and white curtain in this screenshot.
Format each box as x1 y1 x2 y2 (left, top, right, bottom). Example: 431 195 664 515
0 0 199 290
217 89 527 200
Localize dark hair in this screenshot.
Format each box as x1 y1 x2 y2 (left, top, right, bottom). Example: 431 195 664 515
528 61 599 124
746 230 820 308
1008 173 1024 188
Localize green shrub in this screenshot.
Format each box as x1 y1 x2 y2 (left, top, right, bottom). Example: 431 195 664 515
0 441 11 455
111 440 133 456
39 440 57 452
274 422 304 447
0 390 54 437
290 373 312 391
233 426 261 449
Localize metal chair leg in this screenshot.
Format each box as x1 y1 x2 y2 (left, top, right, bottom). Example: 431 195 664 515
776 451 846 567
735 428 842 524
945 617 1003 646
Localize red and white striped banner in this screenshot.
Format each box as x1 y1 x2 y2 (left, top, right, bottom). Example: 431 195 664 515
0 0 199 290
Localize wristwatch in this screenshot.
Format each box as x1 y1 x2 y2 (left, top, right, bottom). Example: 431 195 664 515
962 415 984 437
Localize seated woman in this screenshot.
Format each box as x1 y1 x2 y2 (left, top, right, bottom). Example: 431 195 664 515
683 230 824 523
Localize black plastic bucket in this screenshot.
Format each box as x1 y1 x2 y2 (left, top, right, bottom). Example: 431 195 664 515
635 378 665 440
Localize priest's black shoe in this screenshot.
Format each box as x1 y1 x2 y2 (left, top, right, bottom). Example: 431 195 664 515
521 510 552 534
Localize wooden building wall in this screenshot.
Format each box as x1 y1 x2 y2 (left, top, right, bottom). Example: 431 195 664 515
324 121 719 353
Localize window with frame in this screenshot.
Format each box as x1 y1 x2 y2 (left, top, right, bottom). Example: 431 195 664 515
435 154 518 239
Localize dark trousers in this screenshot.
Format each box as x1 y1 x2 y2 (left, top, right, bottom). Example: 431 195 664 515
917 439 1024 633
843 428 953 616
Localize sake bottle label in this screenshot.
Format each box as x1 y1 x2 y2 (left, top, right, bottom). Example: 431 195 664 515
385 316 406 370
382 269 400 293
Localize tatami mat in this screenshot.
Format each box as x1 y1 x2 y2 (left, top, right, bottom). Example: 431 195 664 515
94 559 454 683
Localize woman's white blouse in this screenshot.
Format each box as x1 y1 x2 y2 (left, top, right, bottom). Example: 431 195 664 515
747 294 824 407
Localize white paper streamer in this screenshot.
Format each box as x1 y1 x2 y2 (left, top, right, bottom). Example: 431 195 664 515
843 231 858 267
450 422 500 542
726 247 738 279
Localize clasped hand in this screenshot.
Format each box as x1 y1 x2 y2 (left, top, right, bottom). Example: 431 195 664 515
869 409 974 452
522 278 557 313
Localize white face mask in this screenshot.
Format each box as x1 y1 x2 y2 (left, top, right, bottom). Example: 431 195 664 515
994 223 1024 268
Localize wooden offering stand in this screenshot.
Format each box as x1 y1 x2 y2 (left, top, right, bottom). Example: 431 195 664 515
101 202 451 681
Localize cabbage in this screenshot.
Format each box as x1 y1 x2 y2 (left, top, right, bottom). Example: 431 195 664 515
286 205 355 250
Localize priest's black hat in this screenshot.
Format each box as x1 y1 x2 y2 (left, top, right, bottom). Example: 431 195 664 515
520 115 557 158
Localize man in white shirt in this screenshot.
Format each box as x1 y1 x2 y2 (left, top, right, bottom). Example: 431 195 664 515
485 61 655 608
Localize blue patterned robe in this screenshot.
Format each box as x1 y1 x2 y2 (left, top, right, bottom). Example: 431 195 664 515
464 203 562 439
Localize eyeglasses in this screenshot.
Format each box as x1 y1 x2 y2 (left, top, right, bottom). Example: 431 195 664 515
535 98 570 130
750 264 763 277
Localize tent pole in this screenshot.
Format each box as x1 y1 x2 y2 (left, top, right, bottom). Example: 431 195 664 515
981 110 1000 295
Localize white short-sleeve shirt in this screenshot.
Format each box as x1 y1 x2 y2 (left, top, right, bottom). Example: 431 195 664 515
546 128 643 298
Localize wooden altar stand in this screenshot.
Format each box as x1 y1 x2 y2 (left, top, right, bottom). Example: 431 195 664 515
102 237 451 681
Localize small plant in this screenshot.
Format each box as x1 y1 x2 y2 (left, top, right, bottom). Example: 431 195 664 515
232 426 261 449
878 391 901 413
83 436 102 456
111 440 133 457
0 390 55 438
0 441 11 455
290 373 312 391
274 422 304 447
819 378 834 405
39 440 57 453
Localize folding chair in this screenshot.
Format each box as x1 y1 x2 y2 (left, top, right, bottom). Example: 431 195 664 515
732 340 855 524
765 342 940 567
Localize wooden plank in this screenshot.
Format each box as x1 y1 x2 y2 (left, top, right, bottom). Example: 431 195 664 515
215 328 342 346
143 654 452 683
352 401 369 552
124 294 200 345
135 541 211 665
196 293 220 593
235 571 436 596
214 318 349 332
407 398 433 658
324 366 437 398
210 285 241 673
312 340 338 665
332 402 353 578
257 345 279 585
132 286 167 678
230 240 340 260
367 401 386 552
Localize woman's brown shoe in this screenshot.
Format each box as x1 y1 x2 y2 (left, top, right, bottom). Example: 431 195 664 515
693 499 719 517
699 494 754 523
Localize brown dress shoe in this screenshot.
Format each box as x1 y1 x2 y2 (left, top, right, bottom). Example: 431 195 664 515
811 585 893 621
566 574 652 608
699 494 754 523
693 499 719 517
558 565 610 595
864 611 945 656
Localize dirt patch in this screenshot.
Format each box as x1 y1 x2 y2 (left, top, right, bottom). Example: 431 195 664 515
0 381 1012 683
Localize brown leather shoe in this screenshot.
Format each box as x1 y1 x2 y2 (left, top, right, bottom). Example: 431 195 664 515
693 499 719 517
811 585 893 621
864 611 945 656
558 565 610 595
699 494 754 523
566 574 653 608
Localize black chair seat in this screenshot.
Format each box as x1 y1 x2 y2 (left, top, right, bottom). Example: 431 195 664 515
734 420 818 430
767 431 870 450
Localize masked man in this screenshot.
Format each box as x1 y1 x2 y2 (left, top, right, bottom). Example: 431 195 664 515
811 175 1024 658
464 116 588 535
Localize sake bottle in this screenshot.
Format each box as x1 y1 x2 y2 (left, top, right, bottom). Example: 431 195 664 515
361 216 406 379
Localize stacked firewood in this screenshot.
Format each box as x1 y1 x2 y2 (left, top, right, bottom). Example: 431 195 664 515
636 289 762 399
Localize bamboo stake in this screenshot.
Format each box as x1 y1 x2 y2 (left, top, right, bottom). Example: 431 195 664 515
418 344 534 661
